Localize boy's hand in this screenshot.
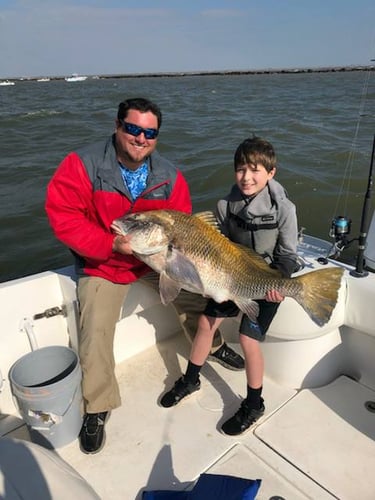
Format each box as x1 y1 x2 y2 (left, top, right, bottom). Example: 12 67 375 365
265 290 285 303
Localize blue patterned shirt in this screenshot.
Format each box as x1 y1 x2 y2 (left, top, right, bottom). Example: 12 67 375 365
119 162 148 200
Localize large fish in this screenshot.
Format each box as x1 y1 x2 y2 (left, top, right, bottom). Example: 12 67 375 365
112 210 344 327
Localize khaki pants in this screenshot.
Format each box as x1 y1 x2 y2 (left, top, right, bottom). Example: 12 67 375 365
77 273 224 412
77 277 130 412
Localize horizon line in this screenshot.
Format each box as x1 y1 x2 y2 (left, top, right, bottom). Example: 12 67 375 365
1 63 374 82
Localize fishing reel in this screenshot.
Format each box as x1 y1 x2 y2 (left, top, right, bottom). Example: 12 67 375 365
330 215 351 242
318 215 353 264
328 215 352 257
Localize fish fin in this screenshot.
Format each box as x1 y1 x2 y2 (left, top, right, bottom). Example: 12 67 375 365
235 299 260 322
292 267 344 326
232 242 283 276
165 249 204 294
193 211 222 232
159 272 181 304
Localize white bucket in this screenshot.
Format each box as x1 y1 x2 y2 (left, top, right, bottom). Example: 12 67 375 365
9 346 83 449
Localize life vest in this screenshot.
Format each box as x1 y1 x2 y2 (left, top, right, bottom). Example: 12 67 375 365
225 184 281 261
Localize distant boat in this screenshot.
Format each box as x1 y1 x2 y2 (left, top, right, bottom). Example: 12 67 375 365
65 73 88 82
0 80 15 86
36 78 50 82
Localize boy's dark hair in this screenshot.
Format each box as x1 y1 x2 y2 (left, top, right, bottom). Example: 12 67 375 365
234 136 276 173
117 98 162 128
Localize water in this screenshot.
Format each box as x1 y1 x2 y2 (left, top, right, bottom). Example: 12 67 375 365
1 71 374 282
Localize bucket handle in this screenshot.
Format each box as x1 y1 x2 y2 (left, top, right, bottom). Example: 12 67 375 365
13 384 81 429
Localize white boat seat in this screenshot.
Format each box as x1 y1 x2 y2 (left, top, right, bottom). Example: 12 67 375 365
267 271 346 341
344 273 375 337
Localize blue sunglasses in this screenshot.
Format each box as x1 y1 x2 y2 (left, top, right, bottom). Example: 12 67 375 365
120 120 159 140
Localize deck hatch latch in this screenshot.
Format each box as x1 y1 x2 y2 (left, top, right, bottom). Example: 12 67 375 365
365 401 375 413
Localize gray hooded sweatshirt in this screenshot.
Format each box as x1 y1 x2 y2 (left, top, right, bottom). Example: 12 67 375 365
216 178 300 277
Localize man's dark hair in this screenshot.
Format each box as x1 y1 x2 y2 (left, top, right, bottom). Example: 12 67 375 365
117 98 162 128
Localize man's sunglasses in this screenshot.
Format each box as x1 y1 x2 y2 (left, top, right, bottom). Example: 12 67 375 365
120 120 159 140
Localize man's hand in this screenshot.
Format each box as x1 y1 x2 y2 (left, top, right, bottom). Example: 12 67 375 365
112 234 133 255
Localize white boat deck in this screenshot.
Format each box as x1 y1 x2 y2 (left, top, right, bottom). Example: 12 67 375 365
2 231 375 499
256 375 375 499
6 332 375 499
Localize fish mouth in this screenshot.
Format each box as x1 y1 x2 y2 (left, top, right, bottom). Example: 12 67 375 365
112 218 149 235
111 219 138 235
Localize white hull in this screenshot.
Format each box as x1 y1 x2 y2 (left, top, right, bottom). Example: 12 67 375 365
65 75 88 82
1 233 375 499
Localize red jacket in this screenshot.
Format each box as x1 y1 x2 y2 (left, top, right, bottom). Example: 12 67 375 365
46 136 192 283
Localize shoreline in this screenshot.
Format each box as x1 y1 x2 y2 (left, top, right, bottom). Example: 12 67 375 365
2 64 374 83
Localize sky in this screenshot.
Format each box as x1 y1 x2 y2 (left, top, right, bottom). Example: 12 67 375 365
0 0 374 79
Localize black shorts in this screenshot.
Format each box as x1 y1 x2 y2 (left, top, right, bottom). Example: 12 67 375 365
204 299 280 341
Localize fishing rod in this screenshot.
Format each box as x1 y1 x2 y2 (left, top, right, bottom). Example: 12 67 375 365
350 59 375 276
321 60 374 274
326 134 375 275
350 133 375 277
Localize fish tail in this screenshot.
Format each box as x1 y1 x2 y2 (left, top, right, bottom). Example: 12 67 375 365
293 267 344 327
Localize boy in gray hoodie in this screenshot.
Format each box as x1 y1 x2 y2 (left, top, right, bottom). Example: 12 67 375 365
160 136 301 435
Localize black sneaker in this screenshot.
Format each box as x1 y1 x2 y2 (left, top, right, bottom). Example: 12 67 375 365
79 411 108 454
221 398 265 436
160 376 201 408
208 343 245 371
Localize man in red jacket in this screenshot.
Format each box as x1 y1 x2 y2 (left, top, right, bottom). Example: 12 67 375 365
46 97 244 454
